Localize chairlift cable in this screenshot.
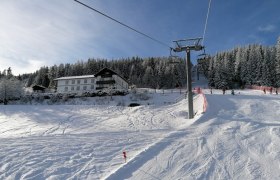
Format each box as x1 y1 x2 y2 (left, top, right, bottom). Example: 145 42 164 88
202 0 212 46
74 0 172 49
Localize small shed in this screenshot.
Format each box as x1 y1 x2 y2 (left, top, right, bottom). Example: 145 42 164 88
32 85 46 93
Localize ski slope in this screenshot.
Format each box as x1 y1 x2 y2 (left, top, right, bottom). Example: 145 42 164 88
1 89 280 179
111 90 280 179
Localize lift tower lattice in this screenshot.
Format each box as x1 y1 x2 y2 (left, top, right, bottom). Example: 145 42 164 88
172 38 204 119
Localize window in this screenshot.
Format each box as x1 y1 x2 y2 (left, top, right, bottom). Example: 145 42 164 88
64 87 68 92
84 79 87 83
83 86 87 90
65 80 69 85
71 86 74 91
91 85 94 90
72 80 75 84
91 79 95 83
77 79 80 84
76 86 80 91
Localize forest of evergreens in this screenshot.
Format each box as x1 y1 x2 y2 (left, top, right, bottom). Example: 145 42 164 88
2 36 280 90
207 37 280 88
23 57 187 89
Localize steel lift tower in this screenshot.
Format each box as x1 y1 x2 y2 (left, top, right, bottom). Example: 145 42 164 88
172 38 204 119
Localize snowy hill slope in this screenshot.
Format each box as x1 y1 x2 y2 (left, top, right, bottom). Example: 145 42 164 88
1 89 280 179
107 92 280 179
0 93 204 179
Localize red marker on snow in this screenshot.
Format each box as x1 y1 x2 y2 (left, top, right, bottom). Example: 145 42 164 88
123 151 127 163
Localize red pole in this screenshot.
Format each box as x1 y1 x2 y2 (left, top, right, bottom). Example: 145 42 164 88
123 151 127 163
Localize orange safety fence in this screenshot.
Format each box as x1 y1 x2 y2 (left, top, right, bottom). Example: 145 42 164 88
202 91 208 113
194 87 208 113
246 85 279 94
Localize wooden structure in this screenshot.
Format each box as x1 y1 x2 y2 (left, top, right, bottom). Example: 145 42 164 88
32 85 47 93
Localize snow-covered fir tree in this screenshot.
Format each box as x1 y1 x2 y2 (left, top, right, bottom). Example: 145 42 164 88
0 76 23 103
275 37 280 87
207 37 280 88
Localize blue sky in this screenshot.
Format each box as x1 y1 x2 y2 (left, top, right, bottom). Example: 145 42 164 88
0 0 279 75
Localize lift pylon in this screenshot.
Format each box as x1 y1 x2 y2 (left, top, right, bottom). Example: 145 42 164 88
172 38 204 119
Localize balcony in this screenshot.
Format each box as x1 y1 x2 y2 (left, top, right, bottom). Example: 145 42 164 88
96 86 116 90
96 80 115 85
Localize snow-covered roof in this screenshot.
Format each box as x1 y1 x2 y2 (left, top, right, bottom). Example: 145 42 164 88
54 75 95 81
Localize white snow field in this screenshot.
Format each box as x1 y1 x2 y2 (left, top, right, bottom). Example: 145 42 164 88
1 89 280 179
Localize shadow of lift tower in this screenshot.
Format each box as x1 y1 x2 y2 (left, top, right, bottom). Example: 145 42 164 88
172 38 204 119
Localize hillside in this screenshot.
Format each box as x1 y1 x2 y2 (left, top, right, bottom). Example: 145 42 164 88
110 90 280 179
0 89 280 179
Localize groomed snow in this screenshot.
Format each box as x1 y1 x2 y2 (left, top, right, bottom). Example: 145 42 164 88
1 88 280 179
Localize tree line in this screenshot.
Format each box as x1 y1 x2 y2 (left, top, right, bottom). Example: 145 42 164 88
207 37 280 89
23 57 187 89
2 36 280 95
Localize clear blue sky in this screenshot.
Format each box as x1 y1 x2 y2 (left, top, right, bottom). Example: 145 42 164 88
0 0 279 75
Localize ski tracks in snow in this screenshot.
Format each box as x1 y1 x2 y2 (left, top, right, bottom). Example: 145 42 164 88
41 115 75 136
104 130 189 180
2 92 279 179
104 94 280 179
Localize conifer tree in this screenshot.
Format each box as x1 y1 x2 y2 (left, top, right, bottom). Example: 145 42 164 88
0 77 23 103
275 37 280 87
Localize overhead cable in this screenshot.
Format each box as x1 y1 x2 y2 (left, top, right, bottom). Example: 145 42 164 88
202 0 212 45
74 0 172 49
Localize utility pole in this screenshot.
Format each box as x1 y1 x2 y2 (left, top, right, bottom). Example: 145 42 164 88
172 38 204 119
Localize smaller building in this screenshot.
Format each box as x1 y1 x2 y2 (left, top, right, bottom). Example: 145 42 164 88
32 85 47 93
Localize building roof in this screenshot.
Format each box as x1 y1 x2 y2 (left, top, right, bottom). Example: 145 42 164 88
54 75 95 81
32 85 47 90
53 68 128 83
95 67 117 77
95 68 128 83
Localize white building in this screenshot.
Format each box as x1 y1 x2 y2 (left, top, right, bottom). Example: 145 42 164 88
54 75 95 93
54 68 129 94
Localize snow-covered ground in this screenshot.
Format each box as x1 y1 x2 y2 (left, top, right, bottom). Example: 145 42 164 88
1 86 280 179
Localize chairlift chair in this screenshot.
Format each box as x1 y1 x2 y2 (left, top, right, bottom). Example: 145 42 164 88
168 48 181 64
197 48 210 62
